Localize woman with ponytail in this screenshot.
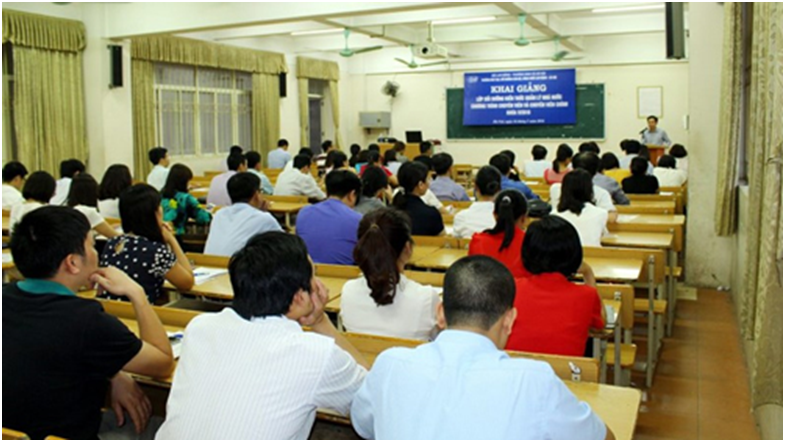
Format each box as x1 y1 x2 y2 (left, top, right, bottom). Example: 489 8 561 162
468 189 531 278
544 143 574 184
340 208 440 340
392 161 444 236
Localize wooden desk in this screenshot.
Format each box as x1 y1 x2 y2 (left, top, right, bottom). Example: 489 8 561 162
2 214 10 235
410 248 467 270
611 214 686 253
189 187 209 200
408 245 442 264
618 201 675 215
601 232 674 250
378 142 420 161
267 201 309 230
582 257 644 284
614 214 685 226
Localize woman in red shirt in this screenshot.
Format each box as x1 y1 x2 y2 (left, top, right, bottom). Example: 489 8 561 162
506 215 606 357
468 189 530 279
360 151 398 187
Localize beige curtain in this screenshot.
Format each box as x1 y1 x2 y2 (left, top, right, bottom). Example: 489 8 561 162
252 73 280 166
297 57 340 149
714 2 744 236
741 2 783 410
298 78 309 147
130 36 287 173
131 60 156 181
3 10 87 175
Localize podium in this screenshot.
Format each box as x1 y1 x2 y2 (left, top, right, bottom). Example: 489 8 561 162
645 144 667 166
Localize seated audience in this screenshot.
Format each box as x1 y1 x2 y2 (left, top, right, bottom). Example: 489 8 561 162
419 140 434 157
296 170 362 264
550 153 618 222
98 164 133 219
430 152 469 201
393 161 444 236
577 152 630 206
155 232 368 439
544 144 573 184
325 150 352 176
554 170 609 247
653 154 688 187
274 154 326 200
161 164 212 235
619 139 653 174
67 174 120 239
315 140 335 168
4 206 174 439
348 143 362 168
578 141 601 154
51 158 86 206
266 138 291 169
410 156 447 212
669 143 689 173
341 208 440 340
355 166 389 215
489 153 538 200
284 147 315 171
506 216 606 356
220 146 243 171
2 161 28 210
622 157 660 194
9 171 56 234
499 149 522 181
360 151 395 181
146 147 170 191
207 153 247 207
383 149 403 175
368 143 381 152
453 166 502 239
393 140 409 163
204 173 282 257
468 189 530 278
523 144 549 179
351 255 613 440
101 184 194 304
599 152 630 185
244 151 274 195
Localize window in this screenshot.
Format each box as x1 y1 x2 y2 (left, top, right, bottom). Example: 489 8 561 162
3 43 18 162
153 63 252 157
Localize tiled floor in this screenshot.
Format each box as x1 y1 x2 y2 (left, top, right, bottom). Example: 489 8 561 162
310 289 762 440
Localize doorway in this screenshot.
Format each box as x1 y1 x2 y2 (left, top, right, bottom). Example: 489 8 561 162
309 98 322 154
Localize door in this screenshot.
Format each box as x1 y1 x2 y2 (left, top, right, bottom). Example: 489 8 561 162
309 98 322 154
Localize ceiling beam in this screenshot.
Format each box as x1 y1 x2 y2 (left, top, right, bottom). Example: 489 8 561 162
103 2 470 39
521 2 662 15
493 2 583 52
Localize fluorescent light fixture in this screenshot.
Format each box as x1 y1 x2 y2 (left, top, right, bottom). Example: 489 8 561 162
291 28 343 36
592 4 664 13
432 16 496 25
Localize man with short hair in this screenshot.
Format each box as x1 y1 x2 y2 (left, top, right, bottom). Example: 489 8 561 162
429 152 469 201
3 206 174 440
296 170 362 265
2 161 28 210
453 166 502 239
51 159 86 205
576 152 630 206
619 140 653 174
267 139 291 169
350 255 614 440
156 232 368 439
146 147 170 191
207 153 248 207
315 140 335 168
204 173 282 257
220 146 244 171
419 140 433 157
489 154 539 200
274 154 325 200
640 115 671 147
244 151 274 195
524 144 549 178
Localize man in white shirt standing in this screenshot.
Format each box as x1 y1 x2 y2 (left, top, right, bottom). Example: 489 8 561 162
273 154 326 201
204 173 282 257
350 255 613 440
156 232 369 440
50 159 85 206
207 153 247 207
453 166 502 239
146 147 170 191
2 161 28 210
267 139 291 169
640 115 672 147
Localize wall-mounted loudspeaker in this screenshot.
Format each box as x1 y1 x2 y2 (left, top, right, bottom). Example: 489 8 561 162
109 45 123 88
665 2 686 59
279 72 287 97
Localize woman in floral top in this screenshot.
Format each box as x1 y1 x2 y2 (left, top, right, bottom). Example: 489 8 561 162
161 164 212 235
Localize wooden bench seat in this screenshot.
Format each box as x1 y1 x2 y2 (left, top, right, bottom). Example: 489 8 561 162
605 343 637 368
634 299 668 315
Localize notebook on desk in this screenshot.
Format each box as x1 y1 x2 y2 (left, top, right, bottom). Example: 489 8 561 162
193 267 228 285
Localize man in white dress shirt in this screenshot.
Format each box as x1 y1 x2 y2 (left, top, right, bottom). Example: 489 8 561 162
350 255 613 440
50 159 85 206
273 154 326 201
206 153 247 207
453 166 502 239
640 115 672 147
146 147 170 191
2 161 27 210
156 232 368 440
267 139 292 169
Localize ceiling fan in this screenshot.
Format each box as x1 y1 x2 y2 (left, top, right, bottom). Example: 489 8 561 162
394 45 449 69
549 37 582 62
339 28 383 57
489 14 556 47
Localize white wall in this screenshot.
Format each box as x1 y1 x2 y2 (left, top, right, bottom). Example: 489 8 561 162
684 2 733 287
344 62 689 166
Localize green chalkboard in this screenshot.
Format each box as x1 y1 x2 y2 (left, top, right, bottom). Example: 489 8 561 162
446 84 605 139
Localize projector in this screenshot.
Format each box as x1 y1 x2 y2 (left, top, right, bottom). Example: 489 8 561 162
415 43 449 59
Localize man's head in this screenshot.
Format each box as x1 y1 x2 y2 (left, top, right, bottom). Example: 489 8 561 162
439 255 517 348
3 161 28 189
228 172 263 208
229 145 244 157
245 151 263 171
489 153 512 176
419 141 433 156
229 232 314 320
148 147 169 167
531 145 547 161
621 139 642 155
59 159 86 179
647 115 658 131
361 166 389 198
657 154 677 169
326 169 361 207
578 142 601 155
227 153 248 172
630 156 649 176
293 154 312 173
321 140 334 153
571 152 601 176
432 153 454 177
368 143 380 152
10 206 97 288
474 165 502 198
499 150 516 167
22 171 56 203
298 148 314 159
278 139 289 150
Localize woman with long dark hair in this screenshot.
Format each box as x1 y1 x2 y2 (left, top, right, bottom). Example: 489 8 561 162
544 143 573 184
67 173 120 239
98 164 133 219
468 189 530 278
160 164 212 235
554 170 608 247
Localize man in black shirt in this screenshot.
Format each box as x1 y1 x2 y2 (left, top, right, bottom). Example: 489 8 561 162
3 206 174 439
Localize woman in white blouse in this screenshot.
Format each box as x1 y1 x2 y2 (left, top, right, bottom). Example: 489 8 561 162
67 174 120 239
98 164 133 219
9 171 56 234
653 155 688 188
340 207 440 341
553 170 608 247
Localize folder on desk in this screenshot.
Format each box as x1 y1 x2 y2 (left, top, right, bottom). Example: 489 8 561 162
193 267 228 285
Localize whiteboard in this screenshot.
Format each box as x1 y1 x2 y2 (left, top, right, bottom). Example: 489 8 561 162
637 86 662 118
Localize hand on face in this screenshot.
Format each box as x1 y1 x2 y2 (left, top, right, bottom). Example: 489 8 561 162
91 266 146 303
297 277 329 327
